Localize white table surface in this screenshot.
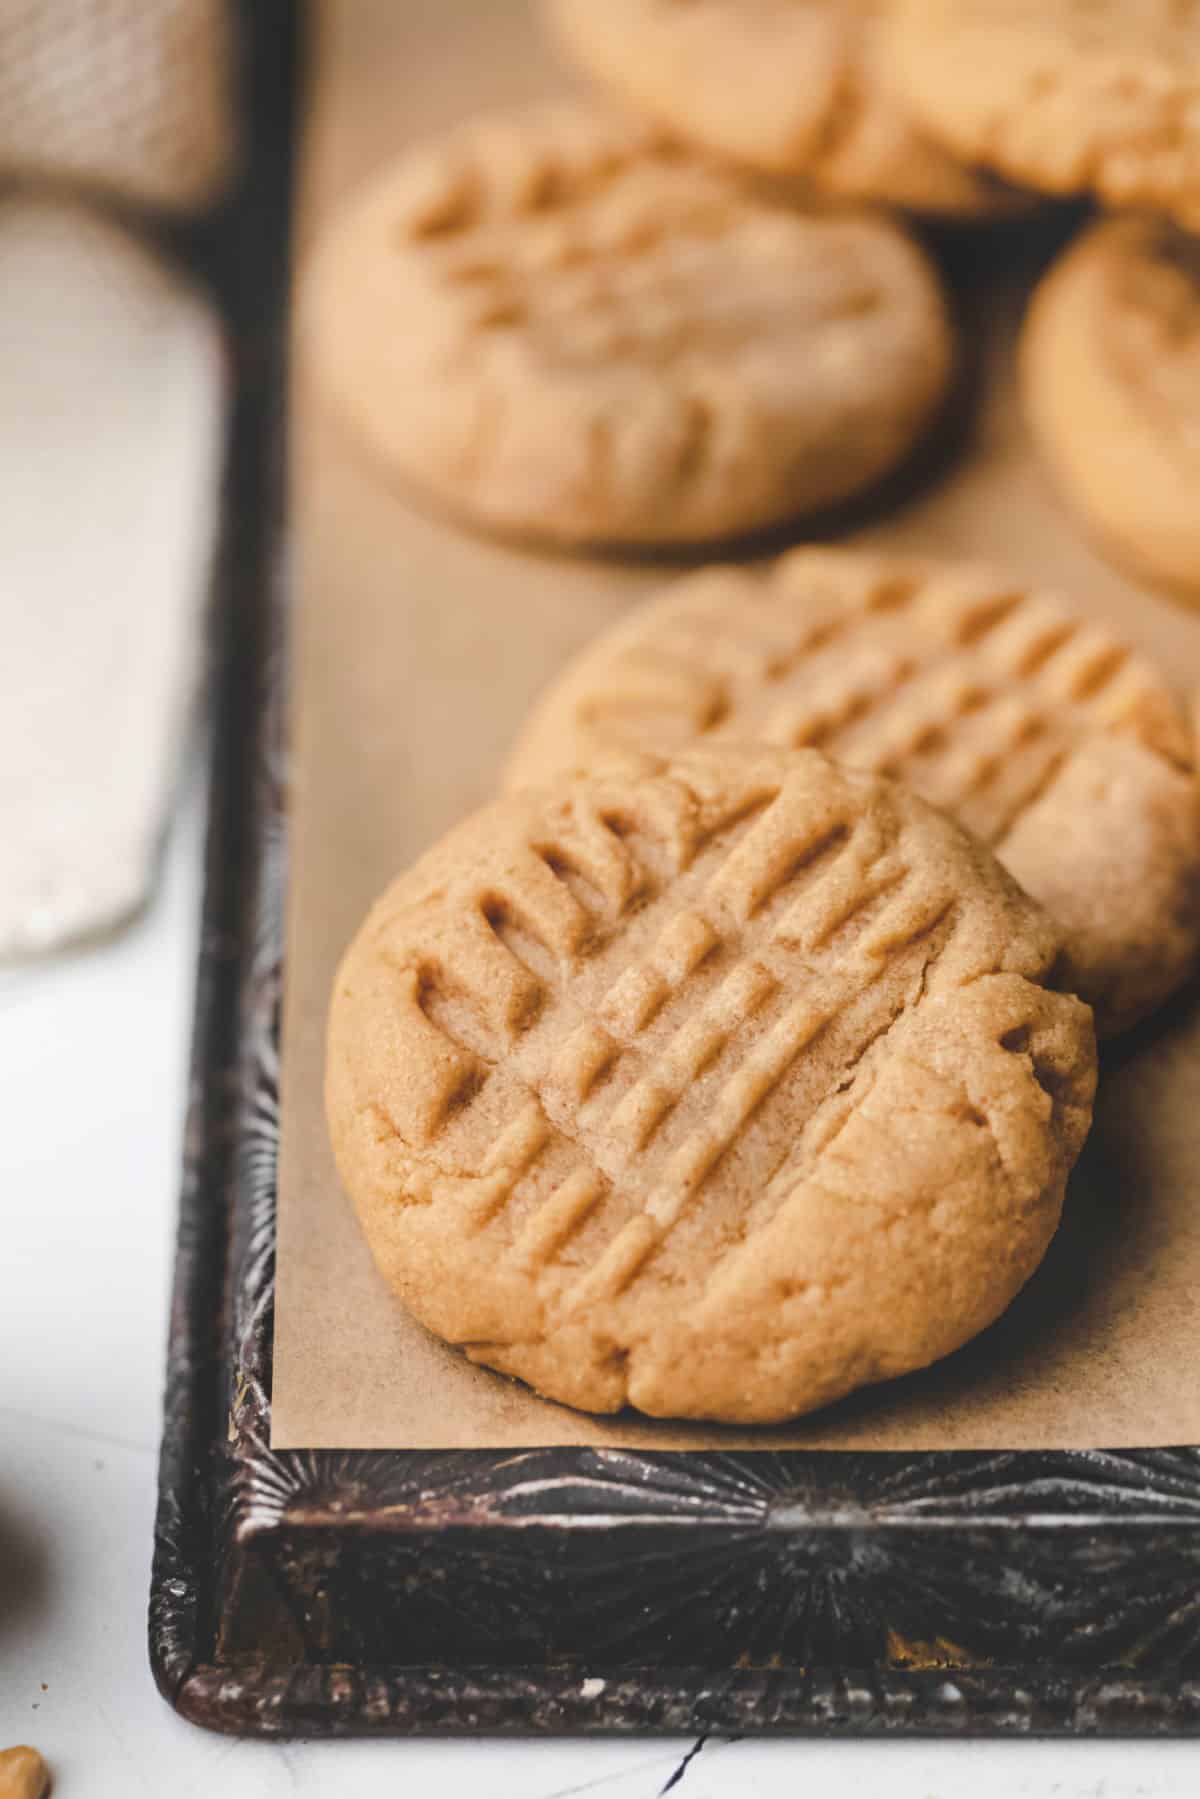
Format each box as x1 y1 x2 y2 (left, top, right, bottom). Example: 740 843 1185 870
2 755 1199 1798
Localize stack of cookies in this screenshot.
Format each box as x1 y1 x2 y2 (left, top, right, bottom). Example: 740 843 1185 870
309 2 1200 1427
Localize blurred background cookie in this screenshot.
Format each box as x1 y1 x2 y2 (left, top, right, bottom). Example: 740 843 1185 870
545 0 1024 216
298 102 955 547
889 0 1200 227
506 548 1200 1036
1022 215 1200 605
327 742 1095 1424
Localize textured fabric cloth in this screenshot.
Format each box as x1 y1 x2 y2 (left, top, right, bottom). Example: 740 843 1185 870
0 0 234 214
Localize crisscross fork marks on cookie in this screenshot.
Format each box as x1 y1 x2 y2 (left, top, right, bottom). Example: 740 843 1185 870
381 770 724 1230
584 796 916 1170
462 1100 553 1232
556 860 959 1310
759 572 1148 820
398 758 961 1303
328 744 1094 1420
528 552 1186 851
393 107 872 373
889 0 1200 226
302 99 955 548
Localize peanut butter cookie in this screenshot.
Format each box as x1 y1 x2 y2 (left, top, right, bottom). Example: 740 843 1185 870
546 0 1021 216
1022 215 1200 602
327 743 1096 1423
889 0 1200 227
299 104 954 546
506 551 1200 1036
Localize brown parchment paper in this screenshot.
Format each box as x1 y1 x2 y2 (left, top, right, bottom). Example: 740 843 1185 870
273 0 1200 1450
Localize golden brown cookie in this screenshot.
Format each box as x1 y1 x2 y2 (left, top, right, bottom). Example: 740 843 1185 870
506 551 1200 1036
545 0 1021 216
328 743 1096 1424
298 103 954 547
1022 216 1200 603
888 0 1200 227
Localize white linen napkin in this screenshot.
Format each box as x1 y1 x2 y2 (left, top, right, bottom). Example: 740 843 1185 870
0 198 224 957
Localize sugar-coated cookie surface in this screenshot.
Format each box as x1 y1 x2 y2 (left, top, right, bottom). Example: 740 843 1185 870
1022 216 1200 604
298 103 954 547
546 0 1020 216
889 0 1200 227
506 551 1200 1037
327 744 1096 1424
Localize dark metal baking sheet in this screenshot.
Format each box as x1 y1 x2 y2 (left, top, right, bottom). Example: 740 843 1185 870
150 0 1200 1738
